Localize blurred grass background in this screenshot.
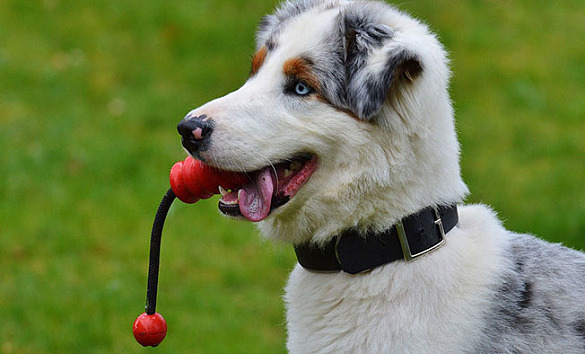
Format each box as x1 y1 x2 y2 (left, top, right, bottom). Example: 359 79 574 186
0 0 583 352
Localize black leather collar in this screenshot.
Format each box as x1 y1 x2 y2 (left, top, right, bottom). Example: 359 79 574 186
293 204 459 274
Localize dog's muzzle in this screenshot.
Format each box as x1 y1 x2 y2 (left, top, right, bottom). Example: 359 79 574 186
177 114 214 156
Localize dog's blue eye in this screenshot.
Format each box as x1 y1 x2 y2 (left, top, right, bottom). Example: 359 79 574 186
294 82 312 96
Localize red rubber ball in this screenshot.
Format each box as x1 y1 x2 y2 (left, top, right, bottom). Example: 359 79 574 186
133 312 167 347
169 161 198 204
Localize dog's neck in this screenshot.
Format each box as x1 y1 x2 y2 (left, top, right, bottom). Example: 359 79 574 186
293 204 459 274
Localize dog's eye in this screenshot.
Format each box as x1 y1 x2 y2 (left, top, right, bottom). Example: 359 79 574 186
293 81 313 96
284 79 315 97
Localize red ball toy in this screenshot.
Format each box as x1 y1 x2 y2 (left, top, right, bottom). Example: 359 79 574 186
135 157 246 346
133 312 167 347
169 156 249 204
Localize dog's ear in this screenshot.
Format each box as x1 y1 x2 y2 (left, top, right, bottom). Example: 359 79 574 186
343 17 423 121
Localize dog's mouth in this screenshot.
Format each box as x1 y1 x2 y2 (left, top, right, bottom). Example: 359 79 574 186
217 153 318 222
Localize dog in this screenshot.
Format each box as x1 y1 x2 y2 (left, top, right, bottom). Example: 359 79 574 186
177 0 585 352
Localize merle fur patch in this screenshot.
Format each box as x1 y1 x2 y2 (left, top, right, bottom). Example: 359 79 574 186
255 0 424 121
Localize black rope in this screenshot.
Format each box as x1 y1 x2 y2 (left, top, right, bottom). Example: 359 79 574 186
145 188 176 315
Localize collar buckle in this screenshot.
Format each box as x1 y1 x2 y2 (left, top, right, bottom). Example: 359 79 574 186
396 207 446 262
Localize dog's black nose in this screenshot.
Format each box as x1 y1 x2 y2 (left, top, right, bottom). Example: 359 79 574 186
177 114 214 155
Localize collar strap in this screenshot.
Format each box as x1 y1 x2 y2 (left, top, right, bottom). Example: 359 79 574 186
293 204 458 274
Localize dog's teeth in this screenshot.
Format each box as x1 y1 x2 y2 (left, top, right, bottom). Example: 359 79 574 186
284 169 292 177
219 185 229 197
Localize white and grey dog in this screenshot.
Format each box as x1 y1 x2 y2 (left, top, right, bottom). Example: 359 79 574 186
177 0 585 352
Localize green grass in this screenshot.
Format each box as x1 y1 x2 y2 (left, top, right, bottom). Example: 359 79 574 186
0 0 583 352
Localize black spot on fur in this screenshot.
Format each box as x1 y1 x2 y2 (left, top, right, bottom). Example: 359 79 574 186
512 259 535 311
399 58 423 83
493 273 535 333
515 259 524 273
347 50 422 120
519 282 533 309
266 36 278 51
574 319 585 338
575 319 585 350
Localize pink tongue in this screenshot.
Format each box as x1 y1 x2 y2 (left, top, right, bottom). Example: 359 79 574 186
238 168 274 222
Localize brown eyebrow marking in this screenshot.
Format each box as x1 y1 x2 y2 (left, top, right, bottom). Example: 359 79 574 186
250 45 268 77
282 57 321 92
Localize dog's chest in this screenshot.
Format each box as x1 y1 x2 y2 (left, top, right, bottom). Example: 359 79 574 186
284 263 489 353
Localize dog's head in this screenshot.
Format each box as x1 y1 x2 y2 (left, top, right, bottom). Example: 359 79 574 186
178 0 468 244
